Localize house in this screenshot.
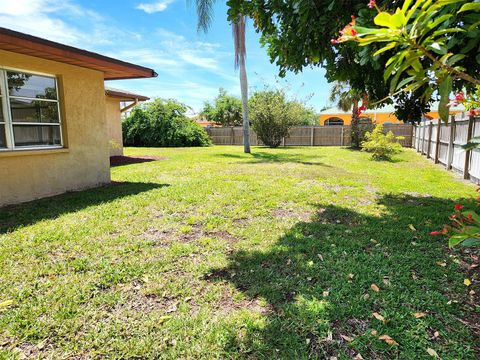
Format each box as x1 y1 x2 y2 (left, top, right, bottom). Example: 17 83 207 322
0 27 157 206
319 104 463 126
105 87 149 157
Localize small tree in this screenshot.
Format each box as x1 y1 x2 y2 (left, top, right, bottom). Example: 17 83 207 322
362 124 404 160
249 90 300 147
201 88 243 126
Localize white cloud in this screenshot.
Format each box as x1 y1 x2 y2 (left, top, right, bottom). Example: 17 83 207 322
136 0 174 14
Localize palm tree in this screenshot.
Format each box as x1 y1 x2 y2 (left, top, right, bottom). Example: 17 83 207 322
329 81 365 148
193 0 251 153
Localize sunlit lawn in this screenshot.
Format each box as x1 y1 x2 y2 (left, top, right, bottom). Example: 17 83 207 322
0 146 477 359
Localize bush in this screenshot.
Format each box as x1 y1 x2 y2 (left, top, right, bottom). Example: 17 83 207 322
123 99 211 147
249 90 304 147
361 124 403 160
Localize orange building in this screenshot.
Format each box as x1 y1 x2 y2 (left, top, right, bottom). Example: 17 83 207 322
319 105 463 126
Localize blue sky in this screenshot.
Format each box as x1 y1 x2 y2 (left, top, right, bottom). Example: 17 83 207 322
0 0 332 113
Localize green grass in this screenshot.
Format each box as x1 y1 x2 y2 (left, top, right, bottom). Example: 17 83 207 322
0 146 477 359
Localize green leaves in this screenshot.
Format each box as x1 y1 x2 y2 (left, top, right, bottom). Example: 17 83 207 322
458 3 480 13
374 9 406 29
462 136 480 151
438 75 452 122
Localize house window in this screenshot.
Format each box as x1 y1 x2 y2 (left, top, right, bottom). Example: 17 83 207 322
324 117 344 126
0 69 63 150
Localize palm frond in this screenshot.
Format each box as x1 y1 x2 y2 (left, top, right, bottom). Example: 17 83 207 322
192 0 216 33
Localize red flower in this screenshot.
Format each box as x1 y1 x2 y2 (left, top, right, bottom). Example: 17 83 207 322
454 204 463 211
330 39 340 44
455 92 465 102
476 197 480 202
368 0 376 9
467 214 473 221
430 231 442 236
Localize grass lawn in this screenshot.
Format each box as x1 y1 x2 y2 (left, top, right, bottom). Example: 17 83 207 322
0 146 478 359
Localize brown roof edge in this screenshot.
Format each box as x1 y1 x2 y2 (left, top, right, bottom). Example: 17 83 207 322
0 27 158 80
105 87 150 101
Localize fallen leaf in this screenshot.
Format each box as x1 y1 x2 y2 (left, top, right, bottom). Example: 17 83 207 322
414 312 427 319
306 338 311 345
372 312 385 322
427 348 439 358
307 277 312 281
433 331 440 338
158 315 172 323
383 277 391 286
464 278 472 286
371 330 378 336
166 303 178 313
286 258 292 265
184 297 192 302
323 291 329 297
362 293 370 300
412 272 418 280
469 290 475 296
436 262 447 267
370 239 378 244
379 335 399 346
340 334 354 342
409 224 417 231
370 284 380 292
307 260 314 267
354 354 364 360
347 273 354 281
0 300 14 309
317 254 324 261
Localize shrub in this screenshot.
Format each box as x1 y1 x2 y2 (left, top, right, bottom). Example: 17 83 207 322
431 198 480 248
123 99 211 147
249 90 304 148
361 124 403 161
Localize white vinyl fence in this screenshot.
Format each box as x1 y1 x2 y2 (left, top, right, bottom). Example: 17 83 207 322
412 114 480 184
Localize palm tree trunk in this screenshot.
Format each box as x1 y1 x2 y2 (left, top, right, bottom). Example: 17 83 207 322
351 99 360 148
239 53 250 153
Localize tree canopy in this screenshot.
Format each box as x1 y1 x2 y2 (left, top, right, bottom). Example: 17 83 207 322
201 88 243 126
227 0 480 112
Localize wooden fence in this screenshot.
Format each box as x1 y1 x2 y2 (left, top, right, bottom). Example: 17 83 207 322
206 124 413 148
412 114 480 184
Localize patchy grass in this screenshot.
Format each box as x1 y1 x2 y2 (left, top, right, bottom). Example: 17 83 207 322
0 146 478 359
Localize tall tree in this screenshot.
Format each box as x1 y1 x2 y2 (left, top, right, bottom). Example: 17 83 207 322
329 81 365 148
194 0 251 153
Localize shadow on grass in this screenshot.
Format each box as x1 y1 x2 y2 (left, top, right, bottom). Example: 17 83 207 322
0 181 168 234
207 194 474 358
217 151 332 166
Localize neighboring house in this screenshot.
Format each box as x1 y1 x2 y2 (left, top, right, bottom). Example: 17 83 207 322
105 87 149 157
0 27 156 206
319 104 464 126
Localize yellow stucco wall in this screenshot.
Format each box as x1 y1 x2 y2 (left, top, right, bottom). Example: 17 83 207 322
105 96 123 157
0 50 110 206
319 111 458 125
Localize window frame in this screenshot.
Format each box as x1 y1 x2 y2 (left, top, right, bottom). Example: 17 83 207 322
0 67 64 151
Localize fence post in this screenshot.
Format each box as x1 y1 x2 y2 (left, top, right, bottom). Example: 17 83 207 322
282 137 285 147
434 120 441 163
230 127 234 145
446 115 456 170
426 121 433 159
310 127 315 146
341 126 344 146
463 115 475 180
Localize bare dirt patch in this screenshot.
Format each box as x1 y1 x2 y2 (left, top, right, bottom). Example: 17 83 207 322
110 155 167 167
273 206 313 222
